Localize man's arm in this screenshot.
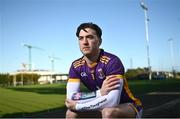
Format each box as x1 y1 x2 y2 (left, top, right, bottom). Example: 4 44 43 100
66 78 80 99
66 75 120 103
66 78 102 103
75 77 123 111
66 75 124 111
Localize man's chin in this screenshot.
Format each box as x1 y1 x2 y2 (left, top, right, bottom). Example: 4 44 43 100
82 50 90 55
82 51 92 57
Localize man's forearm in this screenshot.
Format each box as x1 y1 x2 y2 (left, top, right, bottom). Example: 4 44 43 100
75 79 123 111
66 81 80 99
66 80 101 103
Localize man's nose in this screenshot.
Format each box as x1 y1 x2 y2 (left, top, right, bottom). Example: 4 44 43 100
82 38 88 44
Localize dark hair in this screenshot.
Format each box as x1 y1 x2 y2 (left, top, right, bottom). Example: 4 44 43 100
76 22 102 39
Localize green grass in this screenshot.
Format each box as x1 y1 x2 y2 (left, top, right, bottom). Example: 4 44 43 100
0 79 180 118
128 79 180 94
128 79 180 117
0 83 66 117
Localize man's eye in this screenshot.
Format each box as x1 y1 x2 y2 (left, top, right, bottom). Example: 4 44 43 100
78 37 83 40
87 35 94 39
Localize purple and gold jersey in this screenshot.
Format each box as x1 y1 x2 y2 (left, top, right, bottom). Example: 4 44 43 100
68 49 142 106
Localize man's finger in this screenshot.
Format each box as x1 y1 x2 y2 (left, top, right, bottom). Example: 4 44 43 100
66 99 69 103
107 84 120 91
108 80 120 87
107 77 120 84
106 75 117 80
66 99 72 104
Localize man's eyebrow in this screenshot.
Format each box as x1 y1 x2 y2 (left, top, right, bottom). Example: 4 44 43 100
79 34 93 38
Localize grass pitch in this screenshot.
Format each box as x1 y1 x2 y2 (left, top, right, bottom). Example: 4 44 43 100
130 79 180 118
0 83 66 117
0 79 180 118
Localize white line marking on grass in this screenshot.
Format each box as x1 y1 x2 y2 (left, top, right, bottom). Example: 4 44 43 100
147 92 180 95
144 98 180 115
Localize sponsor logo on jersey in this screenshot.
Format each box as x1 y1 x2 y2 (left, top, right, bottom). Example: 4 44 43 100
81 98 107 110
81 72 87 77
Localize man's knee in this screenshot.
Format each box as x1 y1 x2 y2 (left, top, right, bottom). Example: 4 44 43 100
66 109 78 118
102 108 115 118
102 107 127 118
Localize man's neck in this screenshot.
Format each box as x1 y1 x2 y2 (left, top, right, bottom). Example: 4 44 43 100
84 49 101 65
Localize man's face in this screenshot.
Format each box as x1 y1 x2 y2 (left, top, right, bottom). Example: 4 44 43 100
78 28 101 57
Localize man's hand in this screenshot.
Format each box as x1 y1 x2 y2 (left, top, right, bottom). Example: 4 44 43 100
65 99 77 111
100 75 121 96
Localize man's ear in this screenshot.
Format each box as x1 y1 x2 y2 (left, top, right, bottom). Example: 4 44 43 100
99 38 102 46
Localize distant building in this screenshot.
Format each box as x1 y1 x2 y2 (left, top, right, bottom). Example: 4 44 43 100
10 70 68 86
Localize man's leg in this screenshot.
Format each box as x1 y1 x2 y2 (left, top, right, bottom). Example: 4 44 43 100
66 109 78 119
101 103 137 118
66 109 102 118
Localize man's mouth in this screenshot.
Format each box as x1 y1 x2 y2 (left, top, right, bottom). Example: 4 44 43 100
83 47 90 50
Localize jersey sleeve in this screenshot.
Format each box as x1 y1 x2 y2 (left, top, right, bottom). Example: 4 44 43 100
66 63 81 99
106 56 124 75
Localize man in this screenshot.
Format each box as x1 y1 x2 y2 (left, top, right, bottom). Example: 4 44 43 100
65 22 143 118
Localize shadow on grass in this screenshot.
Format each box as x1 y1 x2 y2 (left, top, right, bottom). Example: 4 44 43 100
2 106 67 118
141 94 180 118
143 99 180 118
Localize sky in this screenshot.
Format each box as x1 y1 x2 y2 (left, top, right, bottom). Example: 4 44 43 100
0 0 180 74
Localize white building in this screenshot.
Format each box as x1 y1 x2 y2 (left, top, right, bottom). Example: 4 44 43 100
10 70 68 86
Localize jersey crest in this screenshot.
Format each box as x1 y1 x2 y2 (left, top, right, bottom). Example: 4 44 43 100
98 68 105 79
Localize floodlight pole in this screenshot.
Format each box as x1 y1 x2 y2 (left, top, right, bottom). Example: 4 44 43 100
130 57 133 69
140 1 152 80
168 38 175 78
